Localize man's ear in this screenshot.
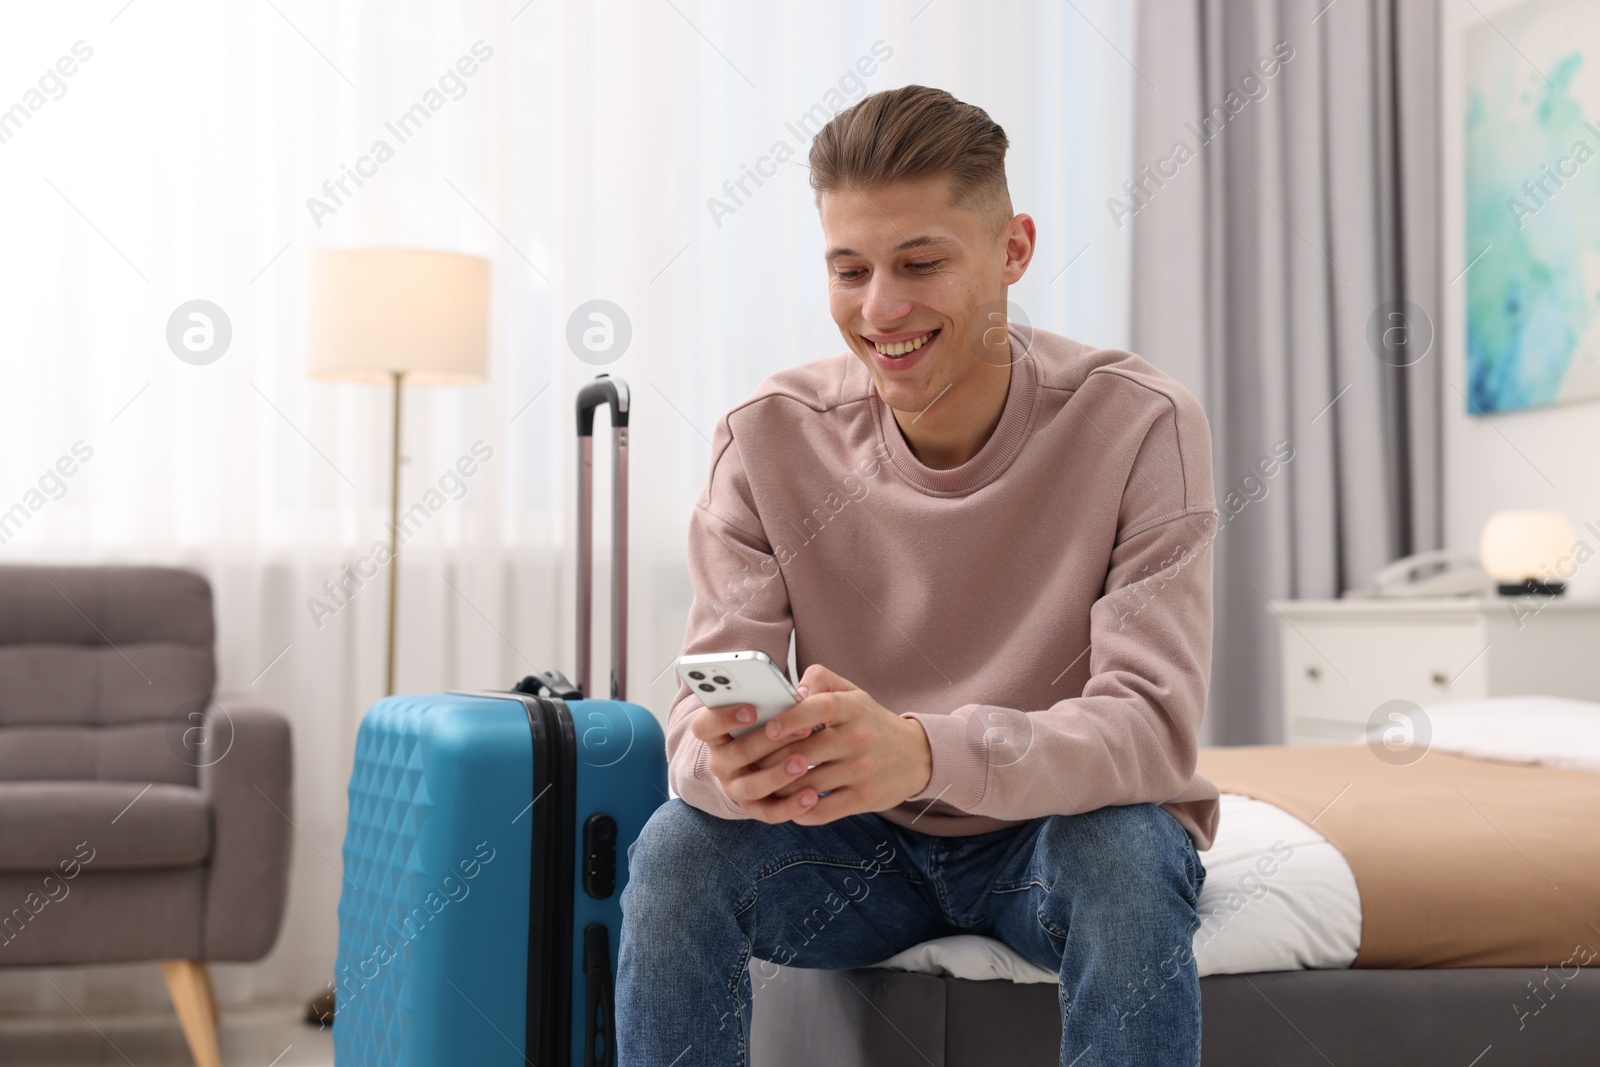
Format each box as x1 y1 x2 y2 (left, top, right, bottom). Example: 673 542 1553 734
1002 212 1037 283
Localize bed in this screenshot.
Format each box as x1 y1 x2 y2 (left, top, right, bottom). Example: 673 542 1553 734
749 696 1600 1065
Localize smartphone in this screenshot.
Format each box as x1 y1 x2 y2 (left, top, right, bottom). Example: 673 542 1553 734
677 650 802 739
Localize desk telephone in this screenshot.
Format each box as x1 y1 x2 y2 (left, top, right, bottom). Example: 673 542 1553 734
1343 550 1494 599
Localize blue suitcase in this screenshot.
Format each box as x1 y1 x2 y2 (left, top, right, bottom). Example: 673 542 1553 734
334 376 666 1066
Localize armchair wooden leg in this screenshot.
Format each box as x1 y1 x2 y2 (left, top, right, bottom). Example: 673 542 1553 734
200 966 220 1026
161 960 222 1067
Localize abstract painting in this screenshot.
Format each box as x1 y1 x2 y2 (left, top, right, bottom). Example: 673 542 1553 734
1465 0 1600 413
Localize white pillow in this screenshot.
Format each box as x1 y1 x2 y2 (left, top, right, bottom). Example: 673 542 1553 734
1361 695 1600 773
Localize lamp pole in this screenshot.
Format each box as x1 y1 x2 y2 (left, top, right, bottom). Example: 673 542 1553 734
385 370 402 695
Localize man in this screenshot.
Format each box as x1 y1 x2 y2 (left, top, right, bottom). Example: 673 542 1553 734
618 84 1220 1067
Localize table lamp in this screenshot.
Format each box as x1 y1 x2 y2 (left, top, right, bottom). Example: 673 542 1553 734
306 248 490 694
1479 509 1577 597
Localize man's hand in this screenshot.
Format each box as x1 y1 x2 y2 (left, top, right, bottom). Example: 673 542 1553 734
690 663 932 825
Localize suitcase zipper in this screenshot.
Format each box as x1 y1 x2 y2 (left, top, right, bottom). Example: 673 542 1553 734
523 693 577 1067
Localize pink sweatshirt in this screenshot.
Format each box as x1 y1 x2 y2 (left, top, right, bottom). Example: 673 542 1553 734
665 324 1221 849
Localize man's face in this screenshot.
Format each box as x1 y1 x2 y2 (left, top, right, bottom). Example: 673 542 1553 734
821 174 1027 419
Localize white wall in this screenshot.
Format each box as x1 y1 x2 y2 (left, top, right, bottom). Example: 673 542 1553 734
1441 0 1600 597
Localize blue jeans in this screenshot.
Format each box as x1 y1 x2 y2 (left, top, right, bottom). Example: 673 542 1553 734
617 798 1207 1066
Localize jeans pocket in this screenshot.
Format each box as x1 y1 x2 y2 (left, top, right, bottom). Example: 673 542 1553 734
1029 881 1068 961
1042 922 1067 959
1036 907 1069 964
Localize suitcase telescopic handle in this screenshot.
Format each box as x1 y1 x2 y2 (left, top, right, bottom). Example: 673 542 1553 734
576 374 630 701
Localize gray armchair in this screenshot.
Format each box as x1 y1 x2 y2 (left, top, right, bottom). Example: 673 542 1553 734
0 565 293 1067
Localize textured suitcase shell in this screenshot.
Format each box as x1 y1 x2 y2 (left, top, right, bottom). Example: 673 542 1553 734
334 690 665 1065
336 374 656 1064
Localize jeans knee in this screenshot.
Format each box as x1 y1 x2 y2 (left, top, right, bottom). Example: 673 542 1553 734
622 798 754 918
1035 804 1198 921
627 799 704 886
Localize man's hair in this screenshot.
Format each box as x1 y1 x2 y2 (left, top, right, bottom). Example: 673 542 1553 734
808 85 1012 237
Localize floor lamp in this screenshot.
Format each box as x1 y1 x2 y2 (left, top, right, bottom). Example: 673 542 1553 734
303 249 489 1025
306 248 489 697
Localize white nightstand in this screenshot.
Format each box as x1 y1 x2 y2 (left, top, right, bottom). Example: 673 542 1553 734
1270 596 1600 745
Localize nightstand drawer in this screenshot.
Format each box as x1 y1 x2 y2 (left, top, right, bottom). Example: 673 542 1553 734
1281 620 1489 725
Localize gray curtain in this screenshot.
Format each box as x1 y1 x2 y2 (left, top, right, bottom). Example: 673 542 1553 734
1129 0 1442 743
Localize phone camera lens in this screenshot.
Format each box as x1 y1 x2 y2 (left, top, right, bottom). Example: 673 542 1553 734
687 670 705 680
712 675 730 685
698 683 715 693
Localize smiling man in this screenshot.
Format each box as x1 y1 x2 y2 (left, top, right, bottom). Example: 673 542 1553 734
618 85 1222 1067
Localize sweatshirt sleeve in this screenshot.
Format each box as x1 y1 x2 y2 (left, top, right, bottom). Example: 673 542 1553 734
664 411 794 821
901 392 1218 822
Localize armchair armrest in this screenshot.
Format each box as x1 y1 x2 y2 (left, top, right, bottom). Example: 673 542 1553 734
197 692 293 962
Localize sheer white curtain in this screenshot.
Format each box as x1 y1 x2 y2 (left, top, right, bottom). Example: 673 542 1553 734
0 0 1137 1013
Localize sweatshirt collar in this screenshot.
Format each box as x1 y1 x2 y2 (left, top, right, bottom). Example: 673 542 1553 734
873 324 1040 496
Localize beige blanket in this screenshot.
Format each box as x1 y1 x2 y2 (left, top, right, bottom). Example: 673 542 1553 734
1197 745 1600 968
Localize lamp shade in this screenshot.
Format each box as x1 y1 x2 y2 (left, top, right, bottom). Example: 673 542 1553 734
307 248 489 384
1478 509 1577 581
